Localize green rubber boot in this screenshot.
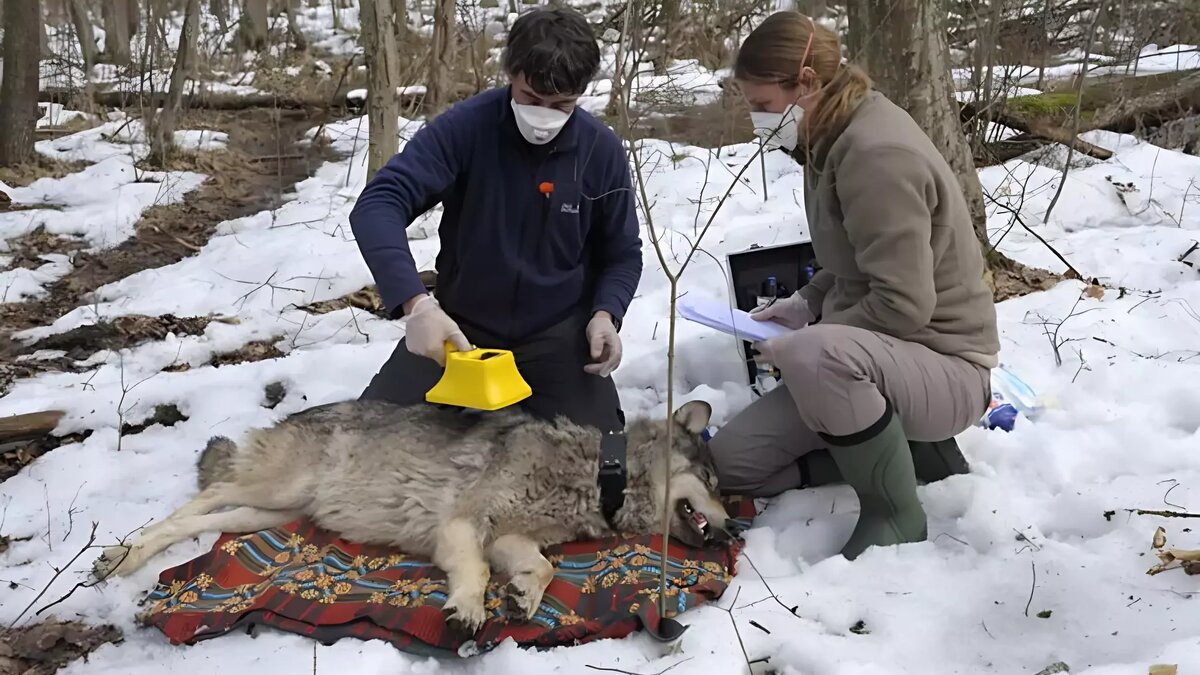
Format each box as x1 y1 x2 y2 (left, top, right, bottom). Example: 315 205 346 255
823 403 928 560
798 438 969 488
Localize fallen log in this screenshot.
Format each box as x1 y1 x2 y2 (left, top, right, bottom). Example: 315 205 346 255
1089 69 1200 133
39 89 330 111
38 86 436 113
964 101 1114 160
962 69 1200 152
0 410 65 443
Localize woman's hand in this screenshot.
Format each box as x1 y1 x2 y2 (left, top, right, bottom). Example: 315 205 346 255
750 291 816 330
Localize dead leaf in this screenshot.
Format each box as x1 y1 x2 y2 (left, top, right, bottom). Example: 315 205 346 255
1146 527 1200 575
0 619 122 675
1085 283 1105 300
1148 665 1177 675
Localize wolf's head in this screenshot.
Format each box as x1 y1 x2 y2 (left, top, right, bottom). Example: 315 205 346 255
626 400 744 548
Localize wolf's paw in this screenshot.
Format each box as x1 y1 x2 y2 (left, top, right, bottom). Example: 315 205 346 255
441 593 487 635
91 544 135 581
503 572 547 622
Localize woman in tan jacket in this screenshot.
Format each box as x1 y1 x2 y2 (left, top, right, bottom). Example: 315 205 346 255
707 11 1000 560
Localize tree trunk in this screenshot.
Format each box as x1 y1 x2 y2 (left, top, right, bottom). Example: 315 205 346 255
103 0 133 66
654 0 680 74
211 0 229 33
392 0 407 42
67 0 98 72
428 0 456 113
127 0 140 38
285 0 307 51
149 0 201 166
849 0 989 248
0 0 41 167
359 0 400 182
237 0 270 52
329 0 340 30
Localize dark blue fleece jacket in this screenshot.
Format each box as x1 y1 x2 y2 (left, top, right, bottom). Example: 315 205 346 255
348 86 643 342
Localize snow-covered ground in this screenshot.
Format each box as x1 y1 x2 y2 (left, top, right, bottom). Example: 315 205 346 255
3 4 1200 674
0 114 219 302
1 100 1198 673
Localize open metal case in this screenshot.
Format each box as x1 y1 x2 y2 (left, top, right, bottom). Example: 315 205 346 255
724 239 819 392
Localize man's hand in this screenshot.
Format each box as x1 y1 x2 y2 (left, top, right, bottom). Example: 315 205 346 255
750 292 815 330
404 295 472 367
584 311 621 377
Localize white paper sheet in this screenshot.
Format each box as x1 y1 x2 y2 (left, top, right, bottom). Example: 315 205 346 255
677 294 793 342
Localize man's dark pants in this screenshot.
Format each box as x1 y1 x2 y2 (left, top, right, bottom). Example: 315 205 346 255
359 311 625 433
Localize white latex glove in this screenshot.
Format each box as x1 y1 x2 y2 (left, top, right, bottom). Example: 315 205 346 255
404 295 472 366
584 313 622 377
749 291 815 330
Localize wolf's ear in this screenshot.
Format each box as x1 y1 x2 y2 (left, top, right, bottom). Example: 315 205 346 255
673 400 712 435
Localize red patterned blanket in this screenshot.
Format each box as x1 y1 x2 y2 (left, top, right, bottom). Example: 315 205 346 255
137 497 756 657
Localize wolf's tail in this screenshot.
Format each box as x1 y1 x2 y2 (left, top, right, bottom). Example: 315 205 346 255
197 436 237 490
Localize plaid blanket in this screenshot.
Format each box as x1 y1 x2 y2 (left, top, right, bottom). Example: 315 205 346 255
137 497 756 657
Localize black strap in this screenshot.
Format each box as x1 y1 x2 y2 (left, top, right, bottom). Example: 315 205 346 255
598 431 627 528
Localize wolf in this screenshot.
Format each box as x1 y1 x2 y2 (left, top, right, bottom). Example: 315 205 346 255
91 398 739 634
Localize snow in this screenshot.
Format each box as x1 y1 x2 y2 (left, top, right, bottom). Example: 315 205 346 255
173 129 230 152
1 102 1197 673
37 103 96 129
0 114 208 301
3 9 1200 675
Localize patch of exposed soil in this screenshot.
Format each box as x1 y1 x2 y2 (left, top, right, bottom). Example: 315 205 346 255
0 157 91 190
990 253 1067 302
298 285 388 318
2 228 86 271
209 339 286 367
119 403 188 436
159 338 286 374
0 106 341 395
0 314 227 392
0 431 92 483
0 619 123 675
30 314 218 359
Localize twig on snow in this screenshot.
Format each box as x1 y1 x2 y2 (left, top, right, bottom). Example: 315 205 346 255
9 522 99 628
33 520 148 620
735 553 801 617
63 482 86 542
1124 509 1200 519
584 658 694 675
1024 560 1037 618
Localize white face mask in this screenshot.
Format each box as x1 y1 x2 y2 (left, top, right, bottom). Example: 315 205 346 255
511 100 572 145
750 104 804 151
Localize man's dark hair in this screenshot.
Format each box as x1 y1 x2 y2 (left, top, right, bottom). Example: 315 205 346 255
503 7 601 96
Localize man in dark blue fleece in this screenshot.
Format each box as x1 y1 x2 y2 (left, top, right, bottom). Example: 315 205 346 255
349 6 642 433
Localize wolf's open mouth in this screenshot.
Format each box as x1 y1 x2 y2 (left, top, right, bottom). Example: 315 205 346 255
678 499 711 540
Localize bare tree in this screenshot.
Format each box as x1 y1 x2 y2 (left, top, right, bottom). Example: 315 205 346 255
0 0 41 167
285 0 308 51
211 0 230 33
127 0 140 38
392 0 408 42
238 0 270 52
360 0 400 182
149 0 202 166
849 0 989 247
67 0 98 72
103 0 134 66
429 0 457 113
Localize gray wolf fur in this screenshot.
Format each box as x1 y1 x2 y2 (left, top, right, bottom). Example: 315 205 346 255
92 398 737 635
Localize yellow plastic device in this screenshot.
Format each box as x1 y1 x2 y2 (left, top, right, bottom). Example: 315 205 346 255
425 342 532 411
